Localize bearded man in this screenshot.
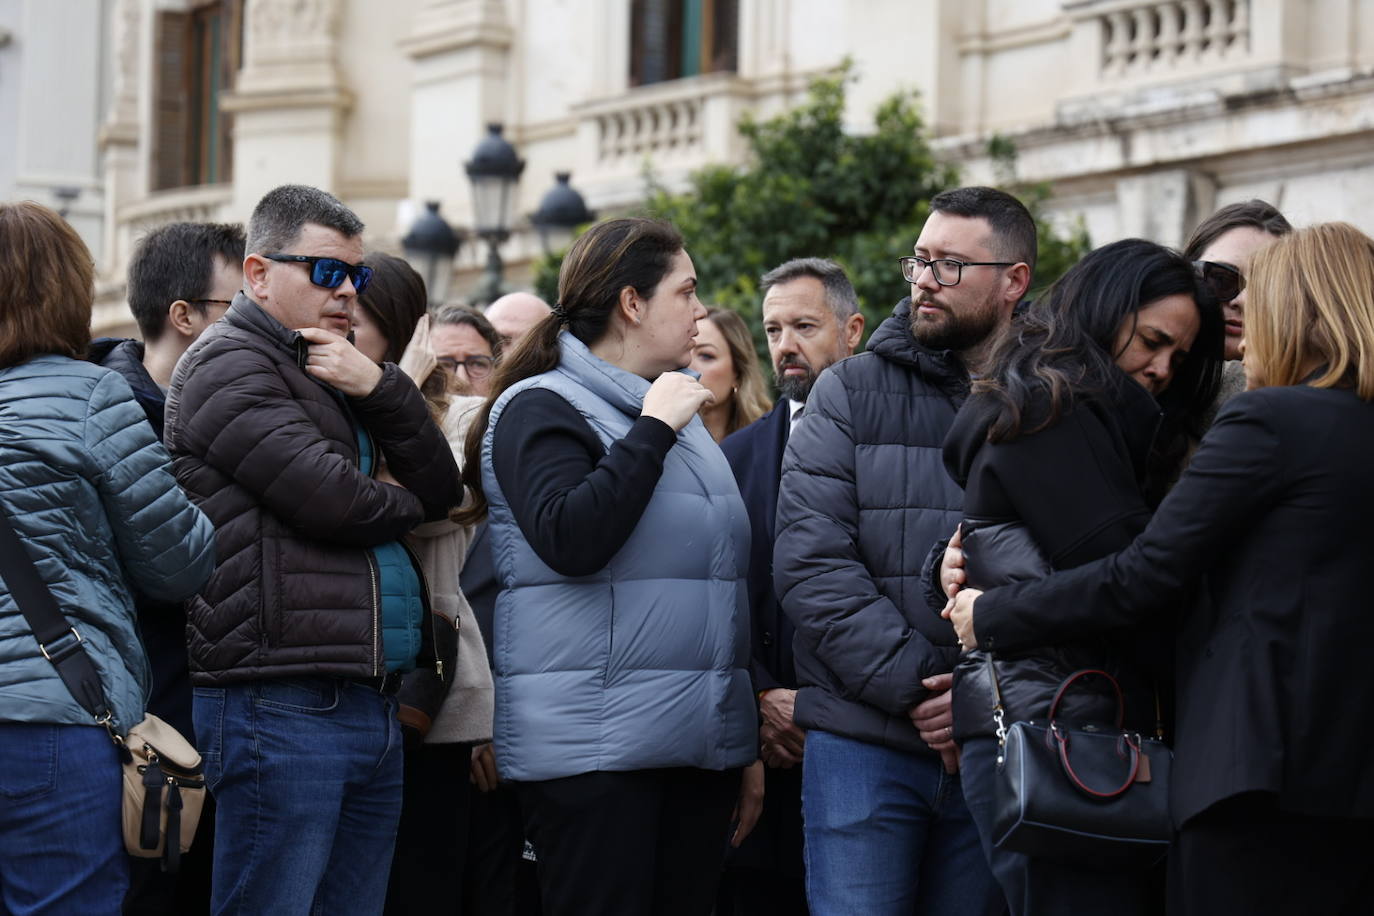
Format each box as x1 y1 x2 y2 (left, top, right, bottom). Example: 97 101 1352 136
773 187 1035 915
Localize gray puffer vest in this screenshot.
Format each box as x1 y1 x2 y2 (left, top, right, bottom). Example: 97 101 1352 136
482 332 757 782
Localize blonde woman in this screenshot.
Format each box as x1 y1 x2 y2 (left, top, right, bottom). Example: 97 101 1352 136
948 222 1374 915
690 307 773 442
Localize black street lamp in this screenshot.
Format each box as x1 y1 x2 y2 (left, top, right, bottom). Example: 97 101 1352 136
532 172 595 255
402 201 462 306
465 123 525 305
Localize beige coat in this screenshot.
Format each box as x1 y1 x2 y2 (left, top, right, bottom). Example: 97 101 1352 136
407 396 494 744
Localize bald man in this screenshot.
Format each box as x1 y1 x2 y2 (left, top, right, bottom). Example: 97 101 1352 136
484 292 551 349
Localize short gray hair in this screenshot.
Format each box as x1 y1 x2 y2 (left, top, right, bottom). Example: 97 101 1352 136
246 184 365 255
760 257 859 321
433 303 503 360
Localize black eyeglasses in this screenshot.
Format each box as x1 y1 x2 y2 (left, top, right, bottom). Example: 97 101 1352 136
1193 260 1245 304
178 298 234 307
898 256 1017 287
264 254 373 295
437 355 495 379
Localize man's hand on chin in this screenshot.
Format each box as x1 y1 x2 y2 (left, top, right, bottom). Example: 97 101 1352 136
299 326 383 397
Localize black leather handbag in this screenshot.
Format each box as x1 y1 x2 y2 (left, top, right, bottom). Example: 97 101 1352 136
989 661 1172 868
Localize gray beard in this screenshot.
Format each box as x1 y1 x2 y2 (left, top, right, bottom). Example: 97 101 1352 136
776 371 816 403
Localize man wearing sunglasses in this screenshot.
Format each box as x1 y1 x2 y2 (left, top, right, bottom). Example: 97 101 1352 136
164 184 461 915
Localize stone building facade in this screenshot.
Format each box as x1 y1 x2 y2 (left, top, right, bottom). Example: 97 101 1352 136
3 0 1373 333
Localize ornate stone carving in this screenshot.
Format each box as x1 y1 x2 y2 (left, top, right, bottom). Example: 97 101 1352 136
100 0 140 147
244 0 341 70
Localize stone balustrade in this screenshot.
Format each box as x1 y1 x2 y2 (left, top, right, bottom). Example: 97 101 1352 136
117 183 234 236
1097 0 1250 78
571 72 755 206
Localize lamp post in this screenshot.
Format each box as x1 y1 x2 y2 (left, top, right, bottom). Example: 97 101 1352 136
401 201 462 306
532 172 595 255
464 123 525 305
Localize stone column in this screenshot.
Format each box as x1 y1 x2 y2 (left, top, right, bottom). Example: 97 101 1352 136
400 0 513 233
222 0 352 217
1114 168 1216 250
99 0 142 277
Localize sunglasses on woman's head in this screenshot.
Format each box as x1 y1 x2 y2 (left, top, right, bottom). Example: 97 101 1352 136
264 254 374 295
1193 260 1245 304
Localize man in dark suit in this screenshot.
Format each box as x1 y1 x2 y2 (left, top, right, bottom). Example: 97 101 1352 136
718 258 864 915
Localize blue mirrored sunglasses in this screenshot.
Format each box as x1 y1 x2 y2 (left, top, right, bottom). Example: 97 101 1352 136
264 254 374 295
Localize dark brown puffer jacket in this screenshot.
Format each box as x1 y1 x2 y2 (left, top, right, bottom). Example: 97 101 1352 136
164 294 461 685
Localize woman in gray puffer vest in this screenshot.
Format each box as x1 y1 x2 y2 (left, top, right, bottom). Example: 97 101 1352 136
457 218 760 916
0 202 216 912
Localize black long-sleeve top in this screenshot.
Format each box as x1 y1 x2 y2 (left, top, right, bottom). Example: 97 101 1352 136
490 388 677 577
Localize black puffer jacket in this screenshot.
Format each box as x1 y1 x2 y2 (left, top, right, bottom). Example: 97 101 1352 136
774 299 965 755
942 372 1169 740
89 337 195 737
164 294 461 686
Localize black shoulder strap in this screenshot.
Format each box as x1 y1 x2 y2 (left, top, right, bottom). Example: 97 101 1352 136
0 504 112 721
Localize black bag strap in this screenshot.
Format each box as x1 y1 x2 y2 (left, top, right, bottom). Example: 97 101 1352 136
0 503 113 723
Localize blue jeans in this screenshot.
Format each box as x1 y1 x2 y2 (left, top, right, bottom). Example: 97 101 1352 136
194 678 404 916
801 729 1000 916
0 722 126 915
960 737 1151 916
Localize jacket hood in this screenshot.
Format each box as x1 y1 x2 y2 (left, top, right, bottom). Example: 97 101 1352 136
868 298 968 392
90 337 166 435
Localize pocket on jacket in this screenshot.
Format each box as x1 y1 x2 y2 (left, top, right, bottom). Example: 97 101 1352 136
253 678 341 714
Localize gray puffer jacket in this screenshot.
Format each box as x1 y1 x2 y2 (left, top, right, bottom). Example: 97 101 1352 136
0 355 215 735
774 299 966 755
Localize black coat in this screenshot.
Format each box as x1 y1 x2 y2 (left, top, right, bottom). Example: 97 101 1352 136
943 372 1169 739
721 399 795 691
88 338 195 737
972 384 1374 824
774 300 964 755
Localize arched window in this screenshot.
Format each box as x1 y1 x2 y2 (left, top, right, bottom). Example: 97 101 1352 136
630 0 738 87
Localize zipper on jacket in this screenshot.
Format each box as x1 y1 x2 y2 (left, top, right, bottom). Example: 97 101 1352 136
399 539 446 683
366 550 380 676
352 405 382 677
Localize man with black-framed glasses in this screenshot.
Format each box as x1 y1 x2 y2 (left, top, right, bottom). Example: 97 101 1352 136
89 220 246 914
775 186 1034 915
165 184 461 915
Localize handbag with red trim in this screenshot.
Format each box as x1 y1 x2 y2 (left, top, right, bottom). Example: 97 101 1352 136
989 663 1173 868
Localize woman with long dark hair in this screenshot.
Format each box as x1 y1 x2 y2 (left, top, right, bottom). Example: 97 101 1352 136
458 217 761 916
940 238 1222 914
950 223 1374 915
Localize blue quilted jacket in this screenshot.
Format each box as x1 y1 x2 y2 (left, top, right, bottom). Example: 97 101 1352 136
0 355 216 735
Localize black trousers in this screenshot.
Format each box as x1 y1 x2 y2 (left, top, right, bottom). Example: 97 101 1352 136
385 742 473 915
516 767 741 916
1172 792 1374 916
716 763 807 916
463 781 542 916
